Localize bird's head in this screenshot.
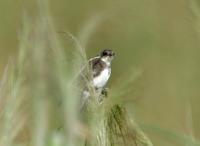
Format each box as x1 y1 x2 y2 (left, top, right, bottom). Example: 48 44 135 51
100 49 115 64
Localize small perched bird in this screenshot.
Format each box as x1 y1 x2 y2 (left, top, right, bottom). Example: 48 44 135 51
81 49 115 109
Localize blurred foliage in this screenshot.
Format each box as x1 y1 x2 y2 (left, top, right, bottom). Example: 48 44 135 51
0 0 200 145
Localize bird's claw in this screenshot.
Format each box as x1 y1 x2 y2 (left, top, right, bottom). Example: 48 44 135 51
101 88 109 97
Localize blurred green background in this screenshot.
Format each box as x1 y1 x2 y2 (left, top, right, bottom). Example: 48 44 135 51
0 0 200 145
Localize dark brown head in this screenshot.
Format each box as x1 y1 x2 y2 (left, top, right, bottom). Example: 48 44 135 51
100 49 115 57
100 49 115 63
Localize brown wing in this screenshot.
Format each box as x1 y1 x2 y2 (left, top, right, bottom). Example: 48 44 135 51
89 57 105 77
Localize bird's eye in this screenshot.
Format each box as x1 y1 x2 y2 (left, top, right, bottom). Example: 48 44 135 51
103 51 108 56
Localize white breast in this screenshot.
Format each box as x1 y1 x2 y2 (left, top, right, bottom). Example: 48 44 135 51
93 68 111 88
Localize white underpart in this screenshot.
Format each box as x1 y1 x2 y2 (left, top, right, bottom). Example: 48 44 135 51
101 57 111 66
93 67 111 88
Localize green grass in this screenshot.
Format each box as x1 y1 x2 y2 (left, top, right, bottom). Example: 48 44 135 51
1 0 200 146
0 1 154 146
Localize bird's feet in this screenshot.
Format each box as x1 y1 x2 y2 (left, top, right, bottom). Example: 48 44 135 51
98 88 109 103
101 88 109 97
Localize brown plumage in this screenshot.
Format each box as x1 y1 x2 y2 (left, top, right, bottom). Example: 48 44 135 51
89 57 108 78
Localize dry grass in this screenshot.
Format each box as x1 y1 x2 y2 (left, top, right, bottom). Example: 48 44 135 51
0 0 153 146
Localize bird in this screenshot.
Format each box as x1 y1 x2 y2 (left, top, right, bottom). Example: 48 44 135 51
80 49 115 109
